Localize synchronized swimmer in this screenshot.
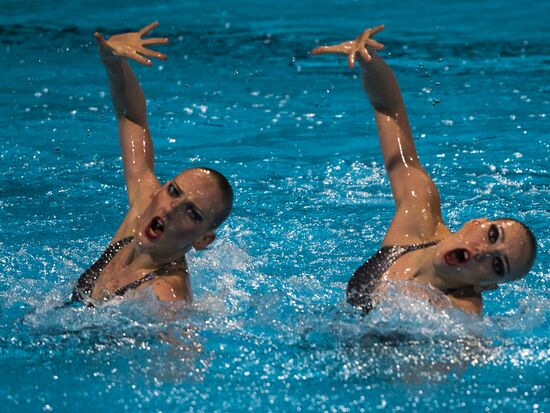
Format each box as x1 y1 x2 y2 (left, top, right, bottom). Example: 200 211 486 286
71 22 233 305
71 22 536 314
312 25 536 314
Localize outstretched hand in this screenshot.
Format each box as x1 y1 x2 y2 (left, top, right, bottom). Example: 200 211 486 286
95 21 168 66
310 25 385 69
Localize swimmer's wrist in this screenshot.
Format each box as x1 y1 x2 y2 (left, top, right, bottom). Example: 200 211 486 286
358 48 379 66
99 51 124 63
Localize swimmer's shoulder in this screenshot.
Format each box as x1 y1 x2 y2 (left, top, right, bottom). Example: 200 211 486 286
445 286 482 315
149 269 192 303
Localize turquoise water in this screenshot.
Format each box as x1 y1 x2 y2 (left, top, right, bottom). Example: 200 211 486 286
1 1 549 411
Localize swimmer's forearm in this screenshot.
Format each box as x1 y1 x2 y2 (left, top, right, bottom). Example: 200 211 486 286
101 57 148 127
359 50 404 115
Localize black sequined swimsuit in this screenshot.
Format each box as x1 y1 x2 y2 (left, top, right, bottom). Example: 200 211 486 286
71 236 184 304
347 241 439 313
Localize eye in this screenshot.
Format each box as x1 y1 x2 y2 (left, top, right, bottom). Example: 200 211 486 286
493 257 505 277
488 224 499 243
168 183 181 198
187 206 203 222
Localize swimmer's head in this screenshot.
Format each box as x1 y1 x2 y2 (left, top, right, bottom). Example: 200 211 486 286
498 218 537 279
434 217 536 287
137 167 233 256
180 167 234 229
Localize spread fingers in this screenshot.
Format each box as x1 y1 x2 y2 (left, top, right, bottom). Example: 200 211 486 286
142 37 169 46
138 47 167 60
369 25 385 36
138 21 159 36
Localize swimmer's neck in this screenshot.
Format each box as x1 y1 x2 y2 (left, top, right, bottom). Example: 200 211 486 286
413 248 471 291
124 240 188 270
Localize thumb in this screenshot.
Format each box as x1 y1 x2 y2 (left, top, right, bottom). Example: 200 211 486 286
94 32 107 45
310 45 333 55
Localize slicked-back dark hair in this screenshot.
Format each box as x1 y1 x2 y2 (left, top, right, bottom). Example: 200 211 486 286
190 167 233 229
496 217 537 278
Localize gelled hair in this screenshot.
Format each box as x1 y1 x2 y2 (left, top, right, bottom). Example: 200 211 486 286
190 167 234 229
496 217 537 277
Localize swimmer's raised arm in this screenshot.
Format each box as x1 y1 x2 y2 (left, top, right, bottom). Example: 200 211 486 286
312 26 446 244
95 22 168 207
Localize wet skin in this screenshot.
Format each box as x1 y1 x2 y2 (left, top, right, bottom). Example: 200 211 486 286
312 26 535 313
432 218 533 287
89 23 231 302
134 169 226 262
91 168 225 302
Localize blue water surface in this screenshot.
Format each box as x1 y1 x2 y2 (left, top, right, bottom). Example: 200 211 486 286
1 0 549 411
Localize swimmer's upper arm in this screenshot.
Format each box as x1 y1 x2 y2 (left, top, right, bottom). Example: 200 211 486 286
375 107 445 244
370 95 441 218
445 288 482 315
360 54 443 219
102 57 159 207
117 116 159 207
374 110 441 209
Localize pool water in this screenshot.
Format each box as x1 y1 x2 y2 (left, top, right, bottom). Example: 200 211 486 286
1 1 549 411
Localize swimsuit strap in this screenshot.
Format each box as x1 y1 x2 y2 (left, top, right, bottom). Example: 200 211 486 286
112 258 187 297
72 235 187 304
71 236 133 302
389 239 440 254
347 240 440 312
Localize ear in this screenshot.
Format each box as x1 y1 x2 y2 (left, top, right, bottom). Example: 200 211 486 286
192 231 216 251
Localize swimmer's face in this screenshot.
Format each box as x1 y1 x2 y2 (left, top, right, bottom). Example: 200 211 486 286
433 218 534 287
136 168 227 256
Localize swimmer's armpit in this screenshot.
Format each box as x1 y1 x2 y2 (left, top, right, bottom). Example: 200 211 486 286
94 21 169 66
310 25 385 68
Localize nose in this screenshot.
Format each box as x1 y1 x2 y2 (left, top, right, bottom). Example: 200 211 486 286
474 249 498 262
474 252 489 262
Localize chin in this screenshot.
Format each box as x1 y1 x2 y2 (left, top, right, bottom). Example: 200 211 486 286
436 261 472 284
135 231 159 250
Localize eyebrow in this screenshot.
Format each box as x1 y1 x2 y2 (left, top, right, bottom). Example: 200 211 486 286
499 224 505 242
171 182 206 219
172 181 183 195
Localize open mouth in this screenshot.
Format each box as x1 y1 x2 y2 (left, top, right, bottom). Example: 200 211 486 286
144 216 165 240
444 248 471 266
